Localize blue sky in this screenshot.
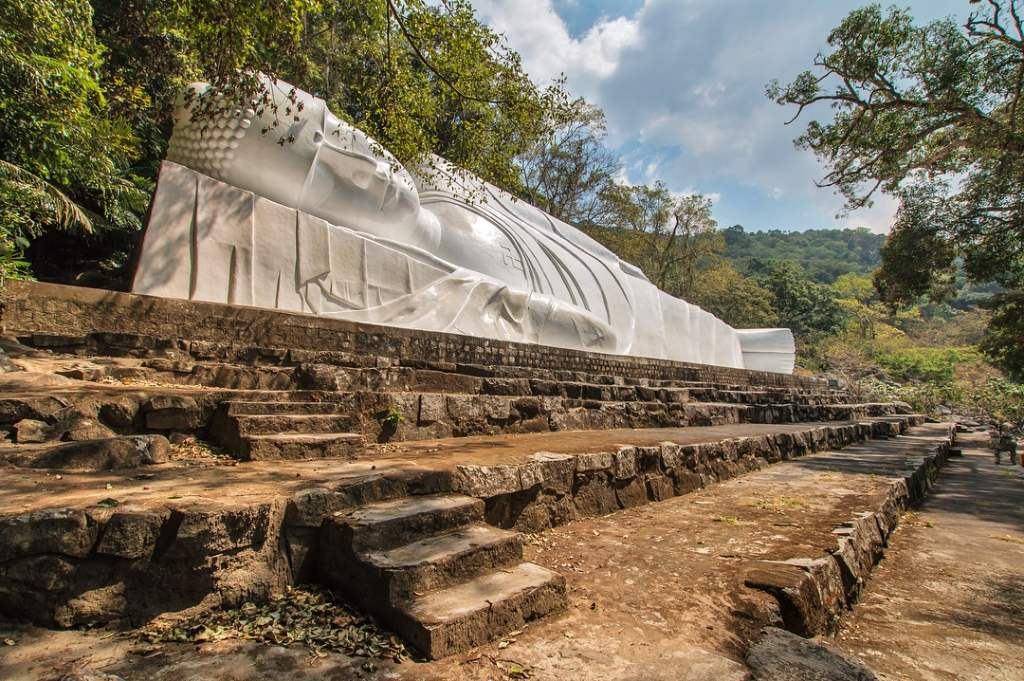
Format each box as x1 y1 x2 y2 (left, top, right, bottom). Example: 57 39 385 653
470 0 973 233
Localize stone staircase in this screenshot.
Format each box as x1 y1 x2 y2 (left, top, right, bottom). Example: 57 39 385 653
195 367 904 459
209 399 365 460
318 493 565 659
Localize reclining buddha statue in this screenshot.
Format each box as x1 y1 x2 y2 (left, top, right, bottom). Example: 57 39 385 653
132 78 795 373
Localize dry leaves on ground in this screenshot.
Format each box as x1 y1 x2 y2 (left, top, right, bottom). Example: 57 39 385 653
140 586 412 662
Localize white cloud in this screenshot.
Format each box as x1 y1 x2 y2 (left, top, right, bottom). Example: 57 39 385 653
471 0 641 88
470 0 966 233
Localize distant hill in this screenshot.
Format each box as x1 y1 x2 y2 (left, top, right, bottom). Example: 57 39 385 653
722 225 885 284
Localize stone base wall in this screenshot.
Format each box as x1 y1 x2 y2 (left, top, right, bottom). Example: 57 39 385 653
0 281 820 388
0 418 919 628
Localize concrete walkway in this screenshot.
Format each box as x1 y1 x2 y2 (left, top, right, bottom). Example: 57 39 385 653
833 432 1024 680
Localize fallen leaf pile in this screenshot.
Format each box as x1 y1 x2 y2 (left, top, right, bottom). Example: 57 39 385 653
170 437 234 462
140 586 411 662
98 376 181 388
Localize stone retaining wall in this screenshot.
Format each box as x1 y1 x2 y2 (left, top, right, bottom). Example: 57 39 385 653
0 418 918 628
0 281 821 388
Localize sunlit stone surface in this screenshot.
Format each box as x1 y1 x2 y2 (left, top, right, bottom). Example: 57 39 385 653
133 79 794 373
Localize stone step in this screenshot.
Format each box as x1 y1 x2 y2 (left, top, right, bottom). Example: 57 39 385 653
226 400 346 416
241 432 364 461
392 561 566 659
342 494 485 552
359 524 524 605
234 413 356 436
128 355 852 406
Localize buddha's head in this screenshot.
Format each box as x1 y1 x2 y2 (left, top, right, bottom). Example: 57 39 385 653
167 77 437 249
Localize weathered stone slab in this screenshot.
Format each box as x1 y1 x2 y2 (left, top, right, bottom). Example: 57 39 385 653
575 450 614 473
747 627 878 681
0 509 98 561
27 435 170 471
144 395 202 429
96 511 168 559
572 473 619 518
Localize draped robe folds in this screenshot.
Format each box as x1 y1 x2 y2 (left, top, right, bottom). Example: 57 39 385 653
132 78 794 373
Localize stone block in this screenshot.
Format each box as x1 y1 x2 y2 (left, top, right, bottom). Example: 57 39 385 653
162 502 280 561
671 470 704 495
612 446 638 480
746 626 878 681
525 452 575 493
744 562 826 637
614 477 648 509
0 508 98 561
14 418 51 443
99 399 141 428
4 554 76 591
96 511 168 559
645 475 675 502
781 556 847 632
635 446 662 474
575 450 614 473
284 487 350 526
572 473 619 518
452 464 524 497
143 395 202 430
53 408 117 442
29 435 170 471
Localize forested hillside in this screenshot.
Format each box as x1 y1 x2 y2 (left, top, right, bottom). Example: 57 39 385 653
721 226 884 283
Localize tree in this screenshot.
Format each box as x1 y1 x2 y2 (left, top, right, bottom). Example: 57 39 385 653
980 290 1024 380
768 1 1024 375
589 184 724 298
751 260 849 336
0 0 148 280
517 90 620 225
691 263 778 329
833 272 877 305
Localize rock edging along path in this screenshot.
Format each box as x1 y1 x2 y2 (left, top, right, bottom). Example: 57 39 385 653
0 418 920 631
742 428 954 638
830 432 1024 681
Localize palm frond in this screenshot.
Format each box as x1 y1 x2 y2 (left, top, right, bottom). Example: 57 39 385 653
0 159 94 232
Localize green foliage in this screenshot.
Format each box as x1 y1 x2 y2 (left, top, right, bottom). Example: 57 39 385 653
750 260 849 336
857 378 961 415
689 262 778 329
980 290 1024 381
875 345 983 384
383 407 404 427
517 90 619 224
722 225 884 283
0 0 148 278
968 378 1024 425
0 231 31 282
579 187 777 329
770 1 1024 376
832 272 876 304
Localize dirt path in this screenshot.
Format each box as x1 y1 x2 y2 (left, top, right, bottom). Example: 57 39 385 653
0 425 951 681
832 433 1024 680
